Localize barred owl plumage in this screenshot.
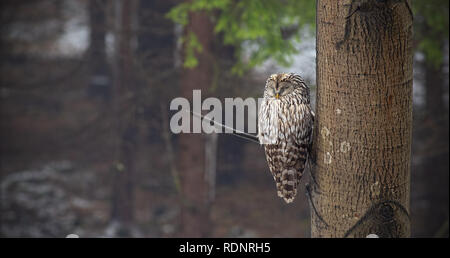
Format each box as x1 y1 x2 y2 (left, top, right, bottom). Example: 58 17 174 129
258 73 314 203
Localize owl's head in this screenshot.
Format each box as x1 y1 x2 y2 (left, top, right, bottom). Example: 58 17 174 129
265 73 308 100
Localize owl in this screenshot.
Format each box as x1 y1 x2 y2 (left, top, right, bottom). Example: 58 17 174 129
258 73 314 203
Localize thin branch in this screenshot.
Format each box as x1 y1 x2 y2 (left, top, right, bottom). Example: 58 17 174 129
189 110 260 144
161 102 182 194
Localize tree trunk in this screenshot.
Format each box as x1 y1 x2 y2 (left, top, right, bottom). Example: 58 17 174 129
412 55 449 237
421 60 449 237
110 0 138 237
310 0 413 238
137 0 175 75
88 0 111 100
205 133 218 204
178 11 214 237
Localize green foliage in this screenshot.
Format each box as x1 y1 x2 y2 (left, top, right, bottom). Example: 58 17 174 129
412 0 449 67
183 32 203 68
167 1 449 71
167 0 315 74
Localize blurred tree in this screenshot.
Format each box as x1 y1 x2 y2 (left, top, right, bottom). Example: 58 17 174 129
311 0 413 237
413 1 448 118
411 0 449 237
110 0 139 237
177 9 215 237
135 0 182 235
413 0 449 68
167 0 315 74
87 0 111 100
137 0 176 80
136 0 178 154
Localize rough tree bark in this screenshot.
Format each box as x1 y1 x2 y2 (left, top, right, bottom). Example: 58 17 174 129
178 11 214 237
310 0 413 237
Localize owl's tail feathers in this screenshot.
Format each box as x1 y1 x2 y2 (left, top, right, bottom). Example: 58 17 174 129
276 169 300 204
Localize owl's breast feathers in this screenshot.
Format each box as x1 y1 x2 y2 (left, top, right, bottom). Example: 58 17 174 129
258 91 313 146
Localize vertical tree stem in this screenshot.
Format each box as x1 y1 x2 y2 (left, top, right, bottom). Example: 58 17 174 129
311 0 413 238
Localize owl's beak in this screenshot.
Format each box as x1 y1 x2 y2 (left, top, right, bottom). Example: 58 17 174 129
275 93 279 99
